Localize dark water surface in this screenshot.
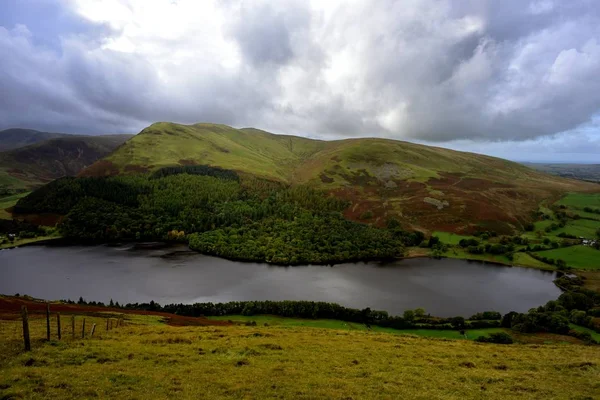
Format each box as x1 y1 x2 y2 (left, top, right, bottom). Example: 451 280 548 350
0 245 561 317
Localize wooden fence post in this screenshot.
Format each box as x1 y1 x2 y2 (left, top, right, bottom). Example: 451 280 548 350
91 324 96 337
57 313 61 340
46 303 51 341
21 306 31 351
106 318 109 331
82 318 86 339
71 315 75 339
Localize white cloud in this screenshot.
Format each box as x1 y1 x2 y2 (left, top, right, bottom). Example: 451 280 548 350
1 0 599 162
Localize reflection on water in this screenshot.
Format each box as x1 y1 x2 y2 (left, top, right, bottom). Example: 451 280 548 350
0 245 561 317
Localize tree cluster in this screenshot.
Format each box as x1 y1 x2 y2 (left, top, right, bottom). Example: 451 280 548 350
13 166 411 264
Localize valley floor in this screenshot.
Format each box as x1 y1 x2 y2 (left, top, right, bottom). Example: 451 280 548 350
1 305 598 399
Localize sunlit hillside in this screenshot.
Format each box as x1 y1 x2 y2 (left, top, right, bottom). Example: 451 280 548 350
81 122 599 234
1 305 598 399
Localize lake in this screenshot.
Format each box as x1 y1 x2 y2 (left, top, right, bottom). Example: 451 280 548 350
0 244 562 317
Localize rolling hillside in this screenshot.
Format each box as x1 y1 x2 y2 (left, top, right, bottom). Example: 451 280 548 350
0 129 69 151
1 298 598 399
0 135 132 194
82 122 599 234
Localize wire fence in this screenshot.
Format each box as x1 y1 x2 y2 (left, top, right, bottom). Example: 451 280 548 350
0 305 125 355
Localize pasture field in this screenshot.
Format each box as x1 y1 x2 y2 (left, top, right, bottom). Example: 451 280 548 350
569 324 600 342
556 192 600 209
432 231 477 245
433 191 600 272
0 192 29 219
1 307 599 399
534 245 600 270
207 315 506 341
553 219 600 239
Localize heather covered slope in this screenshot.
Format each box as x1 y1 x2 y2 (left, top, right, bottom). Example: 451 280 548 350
82 122 598 234
0 134 132 193
82 123 599 234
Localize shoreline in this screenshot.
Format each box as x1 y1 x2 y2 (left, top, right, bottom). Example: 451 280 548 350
1 236 561 273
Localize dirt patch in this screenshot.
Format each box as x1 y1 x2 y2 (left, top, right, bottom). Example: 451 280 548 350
78 160 120 177
212 144 230 153
179 159 198 166
124 165 150 174
427 173 461 186
319 173 334 183
339 169 378 186
455 178 514 191
13 213 64 226
509 331 584 345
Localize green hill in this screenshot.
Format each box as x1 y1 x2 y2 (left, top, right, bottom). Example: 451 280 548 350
0 128 69 152
82 122 598 234
0 134 132 195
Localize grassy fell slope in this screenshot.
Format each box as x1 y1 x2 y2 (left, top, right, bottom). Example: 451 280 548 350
1 308 599 399
0 134 132 191
82 122 599 234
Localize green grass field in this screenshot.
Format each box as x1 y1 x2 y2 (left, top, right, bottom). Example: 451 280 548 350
569 324 600 342
442 248 514 266
0 192 29 219
0 235 61 250
553 219 600 239
0 171 30 190
512 253 554 269
207 315 505 341
523 218 600 241
576 210 600 221
432 231 477 245
556 193 600 209
534 245 600 270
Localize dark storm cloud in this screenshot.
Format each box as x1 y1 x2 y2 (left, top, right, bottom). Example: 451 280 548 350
226 2 311 67
0 0 599 153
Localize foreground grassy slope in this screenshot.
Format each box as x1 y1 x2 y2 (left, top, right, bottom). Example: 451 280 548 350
1 313 598 399
83 122 599 234
0 134 132 193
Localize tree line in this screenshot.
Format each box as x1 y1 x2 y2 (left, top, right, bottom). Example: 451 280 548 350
67 280 599 343
13 166 411 264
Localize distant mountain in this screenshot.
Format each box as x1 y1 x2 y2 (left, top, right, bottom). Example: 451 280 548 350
0 128 69 151
79 122 599 234
524 163 600 183
0 134 132 194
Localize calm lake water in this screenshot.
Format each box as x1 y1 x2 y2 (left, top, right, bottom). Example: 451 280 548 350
0 245 561 317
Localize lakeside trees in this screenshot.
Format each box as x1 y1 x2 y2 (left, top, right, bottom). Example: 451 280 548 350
13 166 408 264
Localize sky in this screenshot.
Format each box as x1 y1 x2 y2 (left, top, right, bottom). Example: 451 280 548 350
1 0 600 163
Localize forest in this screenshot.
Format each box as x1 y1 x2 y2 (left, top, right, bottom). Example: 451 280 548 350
13 165 412 264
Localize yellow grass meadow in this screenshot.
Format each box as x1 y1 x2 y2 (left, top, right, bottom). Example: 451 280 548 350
1 313 599 399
